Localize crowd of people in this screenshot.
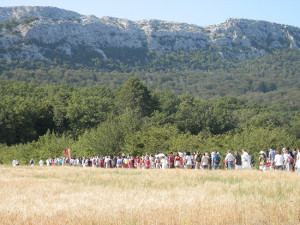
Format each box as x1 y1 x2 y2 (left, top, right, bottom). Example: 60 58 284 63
12 147 300 172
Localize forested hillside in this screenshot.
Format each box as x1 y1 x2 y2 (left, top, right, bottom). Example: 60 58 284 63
1 78 299 164
1 49 300 108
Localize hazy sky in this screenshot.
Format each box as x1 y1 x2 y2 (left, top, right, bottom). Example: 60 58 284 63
1 0 299 27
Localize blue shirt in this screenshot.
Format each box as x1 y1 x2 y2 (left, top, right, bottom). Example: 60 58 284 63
212 154 221 165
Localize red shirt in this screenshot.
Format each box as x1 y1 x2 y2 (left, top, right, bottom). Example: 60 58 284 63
145 159 150 168
169 155 174 164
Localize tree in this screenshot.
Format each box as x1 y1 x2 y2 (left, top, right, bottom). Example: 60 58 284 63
115 78 158 118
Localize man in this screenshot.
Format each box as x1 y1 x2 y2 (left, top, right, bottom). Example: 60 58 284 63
234 151 242 170
194 151 201 169
211 151 221 170
225 150 234 170
268 147 276 170
169 152 174 169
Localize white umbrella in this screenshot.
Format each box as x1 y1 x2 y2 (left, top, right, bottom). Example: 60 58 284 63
157 153 165 158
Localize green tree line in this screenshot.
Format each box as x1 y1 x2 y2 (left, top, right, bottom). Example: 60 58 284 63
0 78 299 164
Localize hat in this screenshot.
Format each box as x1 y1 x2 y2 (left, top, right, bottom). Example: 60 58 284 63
282 148 287 151
259 151 265 155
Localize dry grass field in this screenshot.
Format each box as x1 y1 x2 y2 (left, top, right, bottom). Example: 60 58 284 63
0 166 299 225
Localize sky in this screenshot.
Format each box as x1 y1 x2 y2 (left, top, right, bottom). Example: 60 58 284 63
0 0 299 27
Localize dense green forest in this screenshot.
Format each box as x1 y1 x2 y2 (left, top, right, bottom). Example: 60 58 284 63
0 78 299 165
1 49 300 109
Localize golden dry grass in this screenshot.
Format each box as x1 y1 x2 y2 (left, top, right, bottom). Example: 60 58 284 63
0 165 299 225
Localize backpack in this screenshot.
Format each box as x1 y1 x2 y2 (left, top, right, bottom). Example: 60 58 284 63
288 156 294 164
215 155 221 164
196 154 201 162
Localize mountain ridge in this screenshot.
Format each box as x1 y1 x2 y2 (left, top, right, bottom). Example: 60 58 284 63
0 6 300 64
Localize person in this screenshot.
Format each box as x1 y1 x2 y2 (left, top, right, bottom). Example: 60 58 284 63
112 156 117 168
185 152 193 169
135 157 140 169
225 150 234 170
30 159 35 166
144 156 150 169
282 148 293 172
46 158 50 166
292 148 297 171
241 149 251 169
258 151 267 172
155 156 161 169
149 154 154 169
274 150 284 170
234 151 242 170
123 157 129 168
82 157 86 168
211 151 221 170
39 159 43 167
295 148 300 172
130 156 135 169
99 157 104 168
105 156 111 168
117 157 122 168
194 151 201 169
161 156 168 170
174 152 181 168
201 152 210 170
169 152 174 169
268 148 276 170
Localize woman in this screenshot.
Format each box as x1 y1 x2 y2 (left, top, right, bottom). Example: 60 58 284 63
144 156 150 169
241 149 251 169
274 150 284 170
258 151 267 172
174 152 181 168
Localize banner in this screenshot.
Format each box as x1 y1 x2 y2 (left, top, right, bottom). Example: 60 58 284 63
64 148 71 158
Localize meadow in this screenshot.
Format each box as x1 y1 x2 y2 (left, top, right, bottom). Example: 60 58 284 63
0 166 299 225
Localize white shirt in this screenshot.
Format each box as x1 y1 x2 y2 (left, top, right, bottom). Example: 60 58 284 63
274 154 284 166
241 152 250 163
185 155 192 165
225 153 234 162
161 157 168 169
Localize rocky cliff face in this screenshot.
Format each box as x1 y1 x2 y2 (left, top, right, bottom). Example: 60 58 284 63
0 6 299 61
